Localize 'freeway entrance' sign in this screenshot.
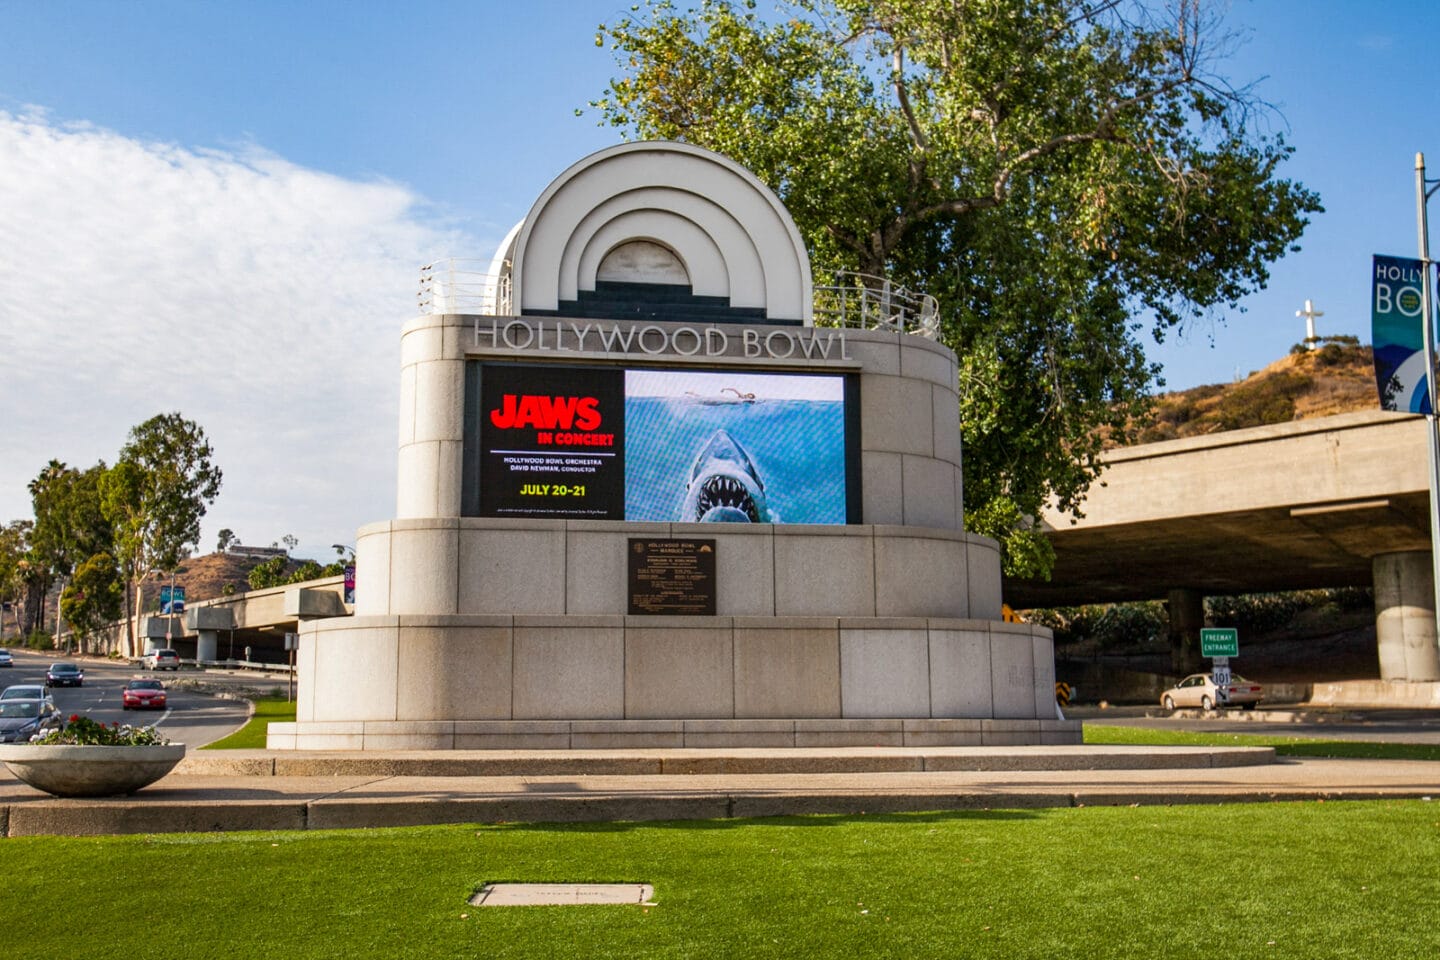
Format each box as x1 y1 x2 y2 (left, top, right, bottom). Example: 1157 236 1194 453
1201 627 1238 658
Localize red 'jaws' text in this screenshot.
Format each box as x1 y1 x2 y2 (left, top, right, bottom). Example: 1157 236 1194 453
489 394 602 431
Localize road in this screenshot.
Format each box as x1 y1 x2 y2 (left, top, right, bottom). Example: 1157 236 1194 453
7 647 1436 749
1 648 252 747
1069 705 1440 744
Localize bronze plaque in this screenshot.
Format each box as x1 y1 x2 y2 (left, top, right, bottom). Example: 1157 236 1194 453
628 539 716 615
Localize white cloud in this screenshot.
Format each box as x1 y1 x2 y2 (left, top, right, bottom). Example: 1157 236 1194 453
0 109 472 556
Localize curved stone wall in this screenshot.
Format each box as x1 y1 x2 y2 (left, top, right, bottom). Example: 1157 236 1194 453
275 614 1062 750
355 519 999 620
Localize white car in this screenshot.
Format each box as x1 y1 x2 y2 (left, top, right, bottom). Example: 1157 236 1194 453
0 648 12 667
144 649 181 671
1160 673 1264 711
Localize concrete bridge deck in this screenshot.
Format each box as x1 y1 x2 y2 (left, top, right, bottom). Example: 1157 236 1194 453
1008 410 1431 607
1004 410 1440 681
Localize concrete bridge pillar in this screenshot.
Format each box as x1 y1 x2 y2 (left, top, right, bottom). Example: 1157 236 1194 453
1373 551 1440 681
1166 588 1205 674
196 629 219 662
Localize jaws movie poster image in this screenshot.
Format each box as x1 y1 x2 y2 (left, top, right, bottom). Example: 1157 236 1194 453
475 364 853 524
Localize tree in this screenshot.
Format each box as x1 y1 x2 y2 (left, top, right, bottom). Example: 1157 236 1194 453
216 528 237 553
595 0 1321 575
60 552 123 651
102 414 223 657
27 460 112 642
247 555 290 590
0 520 32 638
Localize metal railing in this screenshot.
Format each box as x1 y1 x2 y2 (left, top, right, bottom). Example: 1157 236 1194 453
418 259 511 316
417 261 940 339
812 272 941 339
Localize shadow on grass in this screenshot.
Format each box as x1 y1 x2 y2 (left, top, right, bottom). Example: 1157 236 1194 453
489 808 1044 834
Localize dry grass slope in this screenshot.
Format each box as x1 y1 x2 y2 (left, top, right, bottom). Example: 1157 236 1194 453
1126 340 1377 447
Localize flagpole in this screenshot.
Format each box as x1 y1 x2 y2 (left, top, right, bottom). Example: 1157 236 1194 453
1415 152 1440 651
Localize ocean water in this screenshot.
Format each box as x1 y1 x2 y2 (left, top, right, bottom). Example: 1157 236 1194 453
625 396 848 523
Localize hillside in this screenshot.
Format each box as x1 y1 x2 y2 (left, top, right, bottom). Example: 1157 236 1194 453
147 551 315 607
1125 339 1377 446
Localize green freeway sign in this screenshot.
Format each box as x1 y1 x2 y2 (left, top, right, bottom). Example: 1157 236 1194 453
1200 628 1239 658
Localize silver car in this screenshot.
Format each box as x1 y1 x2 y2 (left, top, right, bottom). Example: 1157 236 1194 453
1160 673 1264 711
0 684 52 705
0 698 65 743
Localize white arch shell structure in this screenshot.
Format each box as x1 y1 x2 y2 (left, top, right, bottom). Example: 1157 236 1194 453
505 141 814 324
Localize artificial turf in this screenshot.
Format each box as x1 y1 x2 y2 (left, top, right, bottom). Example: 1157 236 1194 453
5 801 1437 959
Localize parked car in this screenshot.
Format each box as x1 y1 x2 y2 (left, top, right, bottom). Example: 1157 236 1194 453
144 649 181 671
0 698 65 743
0 684 52 704
1160 673 1264 711
0 648 12 667
122 678 168 711
45 662 84 687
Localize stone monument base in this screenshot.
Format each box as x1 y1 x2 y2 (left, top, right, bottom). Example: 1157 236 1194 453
269 613 1074 749
267 716 1080 750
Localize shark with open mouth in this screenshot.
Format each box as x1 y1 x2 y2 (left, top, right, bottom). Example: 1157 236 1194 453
679 429 771 523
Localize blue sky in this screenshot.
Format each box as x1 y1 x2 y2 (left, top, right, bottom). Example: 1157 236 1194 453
1 0 1437 559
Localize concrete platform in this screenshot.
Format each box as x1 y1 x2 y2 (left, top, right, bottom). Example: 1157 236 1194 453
3 744 1438 837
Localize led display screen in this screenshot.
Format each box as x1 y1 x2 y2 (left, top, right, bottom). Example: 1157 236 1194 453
467 363 857 524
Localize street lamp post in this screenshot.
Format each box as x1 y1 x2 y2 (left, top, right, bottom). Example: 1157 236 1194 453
1414 152 1440 652
167 569 178 645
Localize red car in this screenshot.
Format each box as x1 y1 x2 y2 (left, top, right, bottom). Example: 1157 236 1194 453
122 678 167 710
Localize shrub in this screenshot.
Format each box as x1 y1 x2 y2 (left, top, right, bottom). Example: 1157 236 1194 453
1093 602 1166 647
1206 592 1307 634
1212 371 1312 430
1027 601 1165 649
1325 586 1373 612
287 561 323 584
246 556 289 590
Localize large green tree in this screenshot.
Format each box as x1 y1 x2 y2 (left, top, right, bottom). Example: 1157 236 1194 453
26 460 112 642
594 0 1320 574
60 552 124 652
101 413 223 657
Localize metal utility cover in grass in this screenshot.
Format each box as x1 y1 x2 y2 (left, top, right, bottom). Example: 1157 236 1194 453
470 884 655 907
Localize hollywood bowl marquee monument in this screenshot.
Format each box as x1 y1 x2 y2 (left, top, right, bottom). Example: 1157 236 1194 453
269 142 1078 749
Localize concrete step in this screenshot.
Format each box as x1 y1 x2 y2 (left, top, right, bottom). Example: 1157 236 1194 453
175 744 1277 778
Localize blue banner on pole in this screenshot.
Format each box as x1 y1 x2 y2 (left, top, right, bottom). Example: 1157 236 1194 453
160 585 186 615
1371 254 1431 413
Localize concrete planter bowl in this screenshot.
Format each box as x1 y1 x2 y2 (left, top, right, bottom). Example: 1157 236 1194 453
0 743 186 798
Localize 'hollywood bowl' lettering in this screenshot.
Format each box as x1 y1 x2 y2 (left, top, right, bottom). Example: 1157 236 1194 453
476 320 851 361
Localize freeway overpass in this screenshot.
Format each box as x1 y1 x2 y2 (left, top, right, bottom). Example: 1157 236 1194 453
1004 410 1440 682
93 576 351 666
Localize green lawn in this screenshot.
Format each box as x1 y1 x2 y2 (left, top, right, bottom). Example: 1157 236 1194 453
5 802 1437 959
1085 723 1440 761
201 697 297 749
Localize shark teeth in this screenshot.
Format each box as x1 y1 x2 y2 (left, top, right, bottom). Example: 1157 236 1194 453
696 475 760 522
